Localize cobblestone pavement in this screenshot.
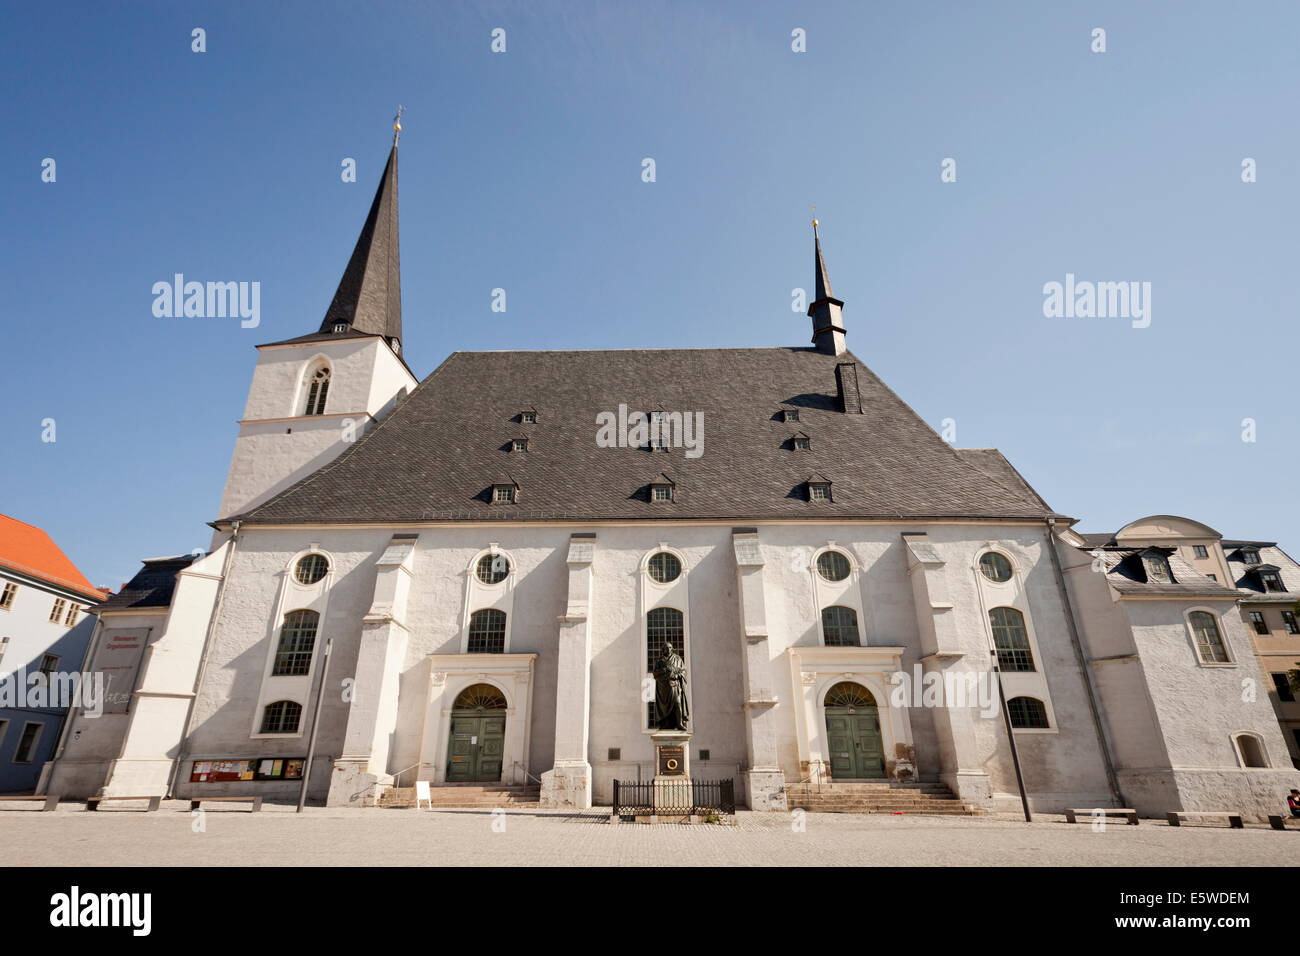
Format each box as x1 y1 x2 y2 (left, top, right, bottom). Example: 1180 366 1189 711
1 803 1294 866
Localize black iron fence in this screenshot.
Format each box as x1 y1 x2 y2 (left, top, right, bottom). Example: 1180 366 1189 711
612 778 735 819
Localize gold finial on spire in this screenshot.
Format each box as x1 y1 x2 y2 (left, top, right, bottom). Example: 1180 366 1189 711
393 105 404 145
810 205 818 229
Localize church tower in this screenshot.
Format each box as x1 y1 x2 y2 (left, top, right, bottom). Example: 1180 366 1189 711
215 122 418 522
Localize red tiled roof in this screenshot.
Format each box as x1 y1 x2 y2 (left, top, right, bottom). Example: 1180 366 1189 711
0 514 108 601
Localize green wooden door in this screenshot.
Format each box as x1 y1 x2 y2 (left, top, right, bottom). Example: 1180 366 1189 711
446 711 506 782
825 706 885 779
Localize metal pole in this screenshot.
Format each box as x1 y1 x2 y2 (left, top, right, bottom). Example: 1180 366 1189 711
992 657 1032 822
296 638 333 813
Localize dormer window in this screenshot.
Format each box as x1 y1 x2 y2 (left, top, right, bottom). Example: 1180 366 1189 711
492 484 517 504
648 473 675 502
512 439 528 453
809 481 832 502
1241 548 1261 565
1260 569 1286 593
333 322 348 333
390 338 401 354
305 365 330 416
782 409 800 423
793 434 811 451
1141 552 1173 584
520 410 537 424
650 438 669 451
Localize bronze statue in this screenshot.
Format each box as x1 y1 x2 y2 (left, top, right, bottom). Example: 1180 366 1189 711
653 645 690 731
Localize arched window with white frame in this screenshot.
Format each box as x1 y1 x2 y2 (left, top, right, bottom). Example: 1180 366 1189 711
304 363 331 416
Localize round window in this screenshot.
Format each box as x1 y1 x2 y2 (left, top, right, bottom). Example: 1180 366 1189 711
979 552 1013 583
816 550 851 582
294 554 328 585
648 551 682 584
476 553 510 585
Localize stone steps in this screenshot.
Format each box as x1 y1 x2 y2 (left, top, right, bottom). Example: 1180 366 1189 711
379 784 541 809
784 781 984 815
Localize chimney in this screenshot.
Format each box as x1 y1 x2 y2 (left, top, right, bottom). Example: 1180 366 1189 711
836 362 863 414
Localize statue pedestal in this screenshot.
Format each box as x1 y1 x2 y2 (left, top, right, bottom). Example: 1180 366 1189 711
650 730 692 821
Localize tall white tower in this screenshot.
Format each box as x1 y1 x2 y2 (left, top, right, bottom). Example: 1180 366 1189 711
215 129 417 525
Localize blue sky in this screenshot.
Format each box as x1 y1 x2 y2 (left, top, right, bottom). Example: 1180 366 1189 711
3 0 1298 588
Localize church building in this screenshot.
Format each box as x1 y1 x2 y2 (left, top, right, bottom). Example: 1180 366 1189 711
44 128 1300 819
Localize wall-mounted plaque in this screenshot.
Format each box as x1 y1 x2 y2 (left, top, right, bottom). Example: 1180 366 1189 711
658 745 685 776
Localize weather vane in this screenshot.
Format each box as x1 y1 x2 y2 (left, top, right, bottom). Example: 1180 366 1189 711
393 105 404 145
811 205 818 229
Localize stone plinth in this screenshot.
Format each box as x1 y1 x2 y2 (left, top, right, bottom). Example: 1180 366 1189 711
650 730 691 820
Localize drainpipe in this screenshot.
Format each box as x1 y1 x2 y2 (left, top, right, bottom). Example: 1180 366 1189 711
1044 517 1125 807
297 637 333 813
166 520 241 798
991 656 1032 822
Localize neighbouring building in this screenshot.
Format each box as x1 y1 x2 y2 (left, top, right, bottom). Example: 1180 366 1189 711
44 129 1300 820
0 514 105 793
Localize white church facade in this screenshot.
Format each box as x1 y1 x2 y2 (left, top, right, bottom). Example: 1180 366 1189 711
42 131 1300 819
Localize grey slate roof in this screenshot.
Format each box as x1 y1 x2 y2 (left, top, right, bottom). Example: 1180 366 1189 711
1090 547 1237 598
100 555 199 611
1223 541 1300 603
227 347 1063 526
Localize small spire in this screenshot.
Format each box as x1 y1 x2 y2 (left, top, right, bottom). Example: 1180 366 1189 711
806 214 847 356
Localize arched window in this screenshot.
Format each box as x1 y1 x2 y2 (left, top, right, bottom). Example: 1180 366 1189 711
467 608 507 653
1236 733 1268 768
821 605 860 647
989 607 1035 672
1007 696 1049 729
1189 611 1229 663
272 610 318 676
260 700 302 734
824 681 876 708
305 365 330 416
453 683 507 710
646 606 685 725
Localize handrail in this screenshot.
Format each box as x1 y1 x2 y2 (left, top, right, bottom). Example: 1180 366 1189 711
512 762 543 786
349 762 422 804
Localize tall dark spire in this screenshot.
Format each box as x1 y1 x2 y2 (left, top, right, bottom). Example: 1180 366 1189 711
318 133 402 351
807 219 847 355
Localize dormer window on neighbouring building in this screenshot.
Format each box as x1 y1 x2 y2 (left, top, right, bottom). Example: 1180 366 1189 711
648 474 675 502
650 438 669 451
809 481 832 502
512 439 528 452
782 409 800 423
1260 569 1286 593
493 484 517 504
793 434 811 451
333 322 348 333
1241 547 1261 564
1142 552 1173 584
520 409 537 424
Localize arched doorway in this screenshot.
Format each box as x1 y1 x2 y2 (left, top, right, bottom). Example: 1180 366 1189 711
823 682 885 779
447 683 507 782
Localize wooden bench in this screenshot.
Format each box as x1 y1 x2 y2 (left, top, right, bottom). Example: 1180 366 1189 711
0 794 60 811
86 795 162 812
190 796 263 812
1268 815 1300 830
1167 811 1242 828
1064 807 1138 825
